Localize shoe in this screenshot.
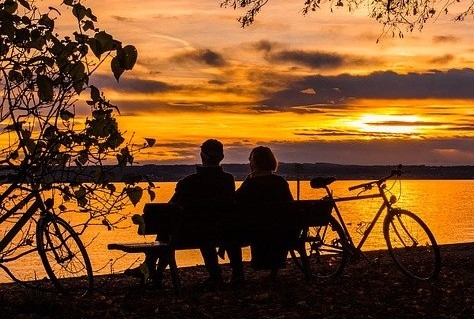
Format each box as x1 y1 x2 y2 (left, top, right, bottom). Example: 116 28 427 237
124 263 149 283
146 278 164 290
123 266 143 279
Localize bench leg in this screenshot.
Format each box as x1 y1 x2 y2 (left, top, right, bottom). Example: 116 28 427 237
300 251 312 280
294 244 312 281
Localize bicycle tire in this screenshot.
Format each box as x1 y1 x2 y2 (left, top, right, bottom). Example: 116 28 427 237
383 208 441 280
36 215 93 296
290 215 348 279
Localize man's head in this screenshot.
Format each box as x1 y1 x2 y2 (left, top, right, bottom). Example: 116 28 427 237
200 139 224 166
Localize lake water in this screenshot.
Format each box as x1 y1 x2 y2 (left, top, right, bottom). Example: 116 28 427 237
1 179 473 283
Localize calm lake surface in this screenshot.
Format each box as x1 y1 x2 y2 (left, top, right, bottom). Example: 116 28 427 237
1 179 473 283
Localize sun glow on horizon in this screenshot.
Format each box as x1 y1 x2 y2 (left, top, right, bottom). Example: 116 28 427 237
354 114 422 135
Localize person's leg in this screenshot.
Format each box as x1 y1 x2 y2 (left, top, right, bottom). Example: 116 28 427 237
226 244 245 285
200 245 222 282
226 245 243 275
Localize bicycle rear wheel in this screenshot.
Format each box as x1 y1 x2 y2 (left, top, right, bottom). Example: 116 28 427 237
291 216 347 279
36 215 93 296
383 209 440 280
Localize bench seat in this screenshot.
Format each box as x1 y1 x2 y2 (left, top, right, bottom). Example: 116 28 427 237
108 199 333 291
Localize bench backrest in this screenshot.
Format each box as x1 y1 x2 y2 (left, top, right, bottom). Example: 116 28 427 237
141 200 333 249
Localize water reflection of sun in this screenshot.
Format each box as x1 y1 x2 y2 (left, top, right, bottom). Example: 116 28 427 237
354 114 421 135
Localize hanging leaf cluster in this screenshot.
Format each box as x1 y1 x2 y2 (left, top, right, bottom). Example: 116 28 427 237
220 0 474 39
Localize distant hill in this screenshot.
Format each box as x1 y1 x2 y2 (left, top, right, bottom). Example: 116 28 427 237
113 163 474 182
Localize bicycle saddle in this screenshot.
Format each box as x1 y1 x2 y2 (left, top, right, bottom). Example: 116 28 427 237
310 176 336 189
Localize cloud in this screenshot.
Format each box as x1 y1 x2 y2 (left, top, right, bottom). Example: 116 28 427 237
252 40 378 70
261 68 474 110
366 121 446 127
252 39 282 53
111 15 132 22
293 128 420 139
430 54 455 64
446 124 474 131
268 50 344 69
432 35 459 43
92 74 180 94
170 48 227 67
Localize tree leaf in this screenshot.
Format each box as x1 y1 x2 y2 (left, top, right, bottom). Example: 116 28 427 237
69 62 86 93
111 56 125 81
85 8 98 22
83 20 95 32
72 4 87 21
117 45 138 70
144 138 156 147
18 0 31 10
126 186 143 206
94 31 114 53
38 14 54 30
8 70 23 83
87 38 101 58
106 183 116 193
60 110 75 121
4 1 18 14
37 75 54 102
147 188 156 202
90 85 101 102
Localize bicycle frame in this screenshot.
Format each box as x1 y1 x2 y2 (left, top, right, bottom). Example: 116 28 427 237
0 189 46 261
321 176 398 254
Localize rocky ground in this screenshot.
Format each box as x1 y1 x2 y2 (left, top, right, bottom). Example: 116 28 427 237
0 243 473 319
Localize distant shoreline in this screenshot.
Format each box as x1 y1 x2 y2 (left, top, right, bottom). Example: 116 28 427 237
115 163 474 182
1 163 472 183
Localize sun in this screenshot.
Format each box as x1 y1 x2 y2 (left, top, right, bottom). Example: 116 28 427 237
354 114 421 135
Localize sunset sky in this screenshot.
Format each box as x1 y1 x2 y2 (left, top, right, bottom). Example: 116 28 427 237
63 1 474 165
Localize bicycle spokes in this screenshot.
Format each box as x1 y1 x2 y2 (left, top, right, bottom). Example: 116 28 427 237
384 209 440 280
291 217 348 279
37 216 93 295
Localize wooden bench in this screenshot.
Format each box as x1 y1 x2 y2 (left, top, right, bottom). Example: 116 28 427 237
108 199 333 292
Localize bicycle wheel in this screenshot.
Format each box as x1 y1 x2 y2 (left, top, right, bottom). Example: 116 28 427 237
383 208 441 280
36 215 93 296
291 216 348 279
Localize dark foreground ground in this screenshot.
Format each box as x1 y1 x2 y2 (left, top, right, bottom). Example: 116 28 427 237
1 243 473 319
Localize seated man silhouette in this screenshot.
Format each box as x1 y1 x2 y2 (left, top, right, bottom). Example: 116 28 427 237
125 139 244 287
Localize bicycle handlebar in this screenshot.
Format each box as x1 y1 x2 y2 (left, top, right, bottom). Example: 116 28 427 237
348 165 403 191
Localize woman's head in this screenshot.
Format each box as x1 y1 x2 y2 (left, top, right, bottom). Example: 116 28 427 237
249 146 278 173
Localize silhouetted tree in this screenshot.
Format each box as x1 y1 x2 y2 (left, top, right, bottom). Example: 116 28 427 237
220 0 474 39
0 0 151 274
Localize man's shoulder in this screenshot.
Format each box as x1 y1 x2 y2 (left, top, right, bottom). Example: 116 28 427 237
178 170 234 183
222 170 235 179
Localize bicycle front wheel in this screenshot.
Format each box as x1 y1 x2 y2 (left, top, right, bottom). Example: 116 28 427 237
383 209 440 280
36 215 93 296
291 216 347 279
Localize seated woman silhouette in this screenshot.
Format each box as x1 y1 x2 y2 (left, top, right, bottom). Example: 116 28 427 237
235 146 293 276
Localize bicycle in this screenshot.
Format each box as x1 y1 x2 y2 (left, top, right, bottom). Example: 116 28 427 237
0 174 93 296
291 165 441 281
